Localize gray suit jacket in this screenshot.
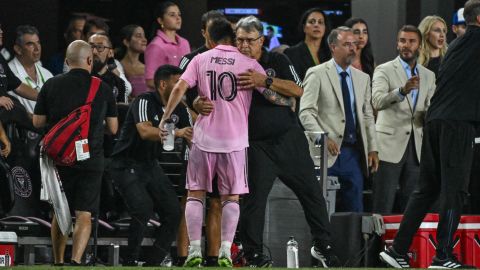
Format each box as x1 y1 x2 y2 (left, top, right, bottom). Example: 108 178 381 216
300 59 378 171
372 56 436 163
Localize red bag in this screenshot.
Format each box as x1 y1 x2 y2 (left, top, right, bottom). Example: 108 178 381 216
42 77 101 166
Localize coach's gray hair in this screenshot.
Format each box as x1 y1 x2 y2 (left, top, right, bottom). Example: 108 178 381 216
15 25 40 45
236 15 264 34
327 26 353 46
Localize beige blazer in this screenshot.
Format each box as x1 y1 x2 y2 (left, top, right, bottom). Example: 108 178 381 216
371 56 436 163
300 59 378 172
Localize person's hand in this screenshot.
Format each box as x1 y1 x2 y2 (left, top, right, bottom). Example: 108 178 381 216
327 138 340 156
368 151 379 173
238 69 267 90
401 76 419 95
175 127 193 141
158 119 169 142
0 136 11 157
193 96 214 116
0 96 14 111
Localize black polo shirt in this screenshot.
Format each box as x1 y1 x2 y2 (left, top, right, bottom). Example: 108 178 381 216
95 70 127 103
179 45 208 109
0 55 21 96
112 90 190 162
34 69 117 160
248 49 302 141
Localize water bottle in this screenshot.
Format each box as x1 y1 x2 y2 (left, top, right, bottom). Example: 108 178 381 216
5 249 10 267
286 236 299 268
163 119 175 151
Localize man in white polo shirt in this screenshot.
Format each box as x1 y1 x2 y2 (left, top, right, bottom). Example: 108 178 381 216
8 25 52 114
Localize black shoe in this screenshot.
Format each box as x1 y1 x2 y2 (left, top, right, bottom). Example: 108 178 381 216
379 247 410 268
428 255 475 269
52 263 64 266
311 245 340 268
204 256 219 267
70 260 83 266
123 260 141 266
245 253 273 267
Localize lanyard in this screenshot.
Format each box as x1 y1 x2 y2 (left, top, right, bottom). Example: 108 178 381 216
24 66 45 89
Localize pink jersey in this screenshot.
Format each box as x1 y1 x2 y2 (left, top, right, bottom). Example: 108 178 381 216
180 45 266 153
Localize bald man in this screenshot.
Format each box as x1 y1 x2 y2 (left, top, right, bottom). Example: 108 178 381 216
33 40 118 266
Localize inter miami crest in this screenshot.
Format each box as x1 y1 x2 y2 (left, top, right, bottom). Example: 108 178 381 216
265 68 276 78
12 166 32 198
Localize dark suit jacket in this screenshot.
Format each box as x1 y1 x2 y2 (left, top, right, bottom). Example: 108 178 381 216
284 41 331 81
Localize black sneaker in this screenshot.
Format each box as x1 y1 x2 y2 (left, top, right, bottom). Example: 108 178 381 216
311 245 340 268
379 247 410 268
123 260 140 266
428 255 475 269
245 253 273 268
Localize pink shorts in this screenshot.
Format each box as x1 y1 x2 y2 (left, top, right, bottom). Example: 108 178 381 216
186 144 249 195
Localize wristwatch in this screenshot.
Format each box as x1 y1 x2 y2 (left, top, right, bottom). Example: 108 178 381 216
265 77 273 89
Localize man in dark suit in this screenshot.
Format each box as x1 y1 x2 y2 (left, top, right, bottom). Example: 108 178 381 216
380 0 480 268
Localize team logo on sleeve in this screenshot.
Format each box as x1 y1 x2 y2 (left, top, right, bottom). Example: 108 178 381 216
170 114 179 124
266 68 276 78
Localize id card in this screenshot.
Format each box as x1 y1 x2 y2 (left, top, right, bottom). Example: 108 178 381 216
75 139 90 161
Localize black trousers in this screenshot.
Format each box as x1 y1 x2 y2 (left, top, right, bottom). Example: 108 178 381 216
372 135 420 214
109 158 181 262
239 127 331 255
393 119 475 258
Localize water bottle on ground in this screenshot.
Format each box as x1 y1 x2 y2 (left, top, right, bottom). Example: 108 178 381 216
286 236 299 268
163 119 175 151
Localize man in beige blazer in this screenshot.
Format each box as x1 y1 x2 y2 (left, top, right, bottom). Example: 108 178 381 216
300 26 378 212
371 25 436 214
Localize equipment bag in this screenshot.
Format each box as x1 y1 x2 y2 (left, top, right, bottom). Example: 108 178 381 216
42 77 101 166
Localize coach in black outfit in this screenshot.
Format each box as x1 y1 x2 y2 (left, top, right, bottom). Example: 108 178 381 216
380 1 480 268
33 40 118 265
109 65 190 266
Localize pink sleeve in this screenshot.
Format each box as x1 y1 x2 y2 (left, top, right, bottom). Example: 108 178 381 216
252 60 267 93
179 56 198 88
144 42 166 80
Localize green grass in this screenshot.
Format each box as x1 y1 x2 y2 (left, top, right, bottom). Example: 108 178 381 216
9 267 401 270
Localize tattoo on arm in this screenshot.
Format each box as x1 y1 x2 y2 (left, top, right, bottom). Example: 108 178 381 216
262 89 295 107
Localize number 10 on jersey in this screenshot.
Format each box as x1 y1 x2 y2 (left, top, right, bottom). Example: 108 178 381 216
206 70 238 101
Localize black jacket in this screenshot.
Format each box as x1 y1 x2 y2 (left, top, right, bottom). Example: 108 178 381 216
426 25 480 123
284 41 331 81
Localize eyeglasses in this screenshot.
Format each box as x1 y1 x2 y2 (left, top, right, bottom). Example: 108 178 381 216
90 44 111 52
235 36 262 45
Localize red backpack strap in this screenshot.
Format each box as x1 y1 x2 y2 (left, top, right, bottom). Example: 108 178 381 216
85 76 102 104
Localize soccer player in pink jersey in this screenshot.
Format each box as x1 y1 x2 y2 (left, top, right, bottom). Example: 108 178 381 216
160 18 293 267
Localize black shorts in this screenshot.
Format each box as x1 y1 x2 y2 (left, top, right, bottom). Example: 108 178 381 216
56 157 104 214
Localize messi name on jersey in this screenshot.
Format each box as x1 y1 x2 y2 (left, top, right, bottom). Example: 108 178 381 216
210 57 235 65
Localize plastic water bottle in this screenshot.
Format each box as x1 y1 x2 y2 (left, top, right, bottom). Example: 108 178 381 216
163 119 175 151
286 236 299 268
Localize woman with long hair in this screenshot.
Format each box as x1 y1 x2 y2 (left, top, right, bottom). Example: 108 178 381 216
344 18 375 78
118 24 148 97
418 15 447 76
284 8 331 81
144 1 190 89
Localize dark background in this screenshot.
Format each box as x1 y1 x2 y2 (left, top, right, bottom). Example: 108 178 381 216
0 0 469 66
